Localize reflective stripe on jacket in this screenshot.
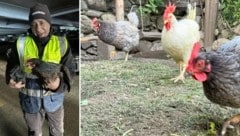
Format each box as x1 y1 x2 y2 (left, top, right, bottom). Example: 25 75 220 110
16 35 68 113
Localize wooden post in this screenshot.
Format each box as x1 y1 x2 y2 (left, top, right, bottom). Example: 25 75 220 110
115 0 124 21
204 0 219 49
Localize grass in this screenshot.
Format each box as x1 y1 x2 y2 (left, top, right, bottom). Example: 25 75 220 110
81 58 240 136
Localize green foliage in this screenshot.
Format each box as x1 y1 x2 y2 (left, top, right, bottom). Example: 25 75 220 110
220 0 240 26
138 0 164 14
207 122 217 135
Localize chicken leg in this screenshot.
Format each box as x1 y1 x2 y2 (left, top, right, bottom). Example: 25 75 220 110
171 62 186 83
124 52 129 61
221 114 240 136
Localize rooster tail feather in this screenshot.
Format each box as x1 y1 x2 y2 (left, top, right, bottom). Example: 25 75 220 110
186 2 196 20
127 12 139 27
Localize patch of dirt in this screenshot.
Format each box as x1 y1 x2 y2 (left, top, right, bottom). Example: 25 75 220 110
81 58 240 136
87 91 131 106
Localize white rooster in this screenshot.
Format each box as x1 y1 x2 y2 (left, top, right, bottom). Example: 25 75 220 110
161 2 201 83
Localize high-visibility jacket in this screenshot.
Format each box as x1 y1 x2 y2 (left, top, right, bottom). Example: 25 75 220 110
16 35 68 113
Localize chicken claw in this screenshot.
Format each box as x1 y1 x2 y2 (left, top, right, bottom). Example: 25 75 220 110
221 114 240 136
170 75 185 83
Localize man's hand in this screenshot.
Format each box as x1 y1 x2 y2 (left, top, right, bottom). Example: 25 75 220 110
8 79 25 89
44 77 60 91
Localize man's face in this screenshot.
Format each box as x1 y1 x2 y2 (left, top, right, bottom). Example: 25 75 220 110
31 19 50 38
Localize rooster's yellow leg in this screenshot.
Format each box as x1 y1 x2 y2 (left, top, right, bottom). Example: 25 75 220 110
179 62 183 72
171 63 186 83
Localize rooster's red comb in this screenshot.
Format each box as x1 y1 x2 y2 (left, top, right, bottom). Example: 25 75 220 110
91 17 98 27
92 17 98 22
165 3 176 13
163 3 176 19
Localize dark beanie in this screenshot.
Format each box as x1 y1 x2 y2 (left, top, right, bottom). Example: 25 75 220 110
29 3 51 25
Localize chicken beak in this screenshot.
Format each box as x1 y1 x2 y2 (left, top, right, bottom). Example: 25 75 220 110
164 20 168 24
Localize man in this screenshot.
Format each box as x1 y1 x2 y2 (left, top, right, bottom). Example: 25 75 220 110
5 3 75 136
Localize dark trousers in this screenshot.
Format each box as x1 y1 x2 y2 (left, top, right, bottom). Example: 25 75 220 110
23 106 64 136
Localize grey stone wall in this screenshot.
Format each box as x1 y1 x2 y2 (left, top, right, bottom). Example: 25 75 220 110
80 0 208 60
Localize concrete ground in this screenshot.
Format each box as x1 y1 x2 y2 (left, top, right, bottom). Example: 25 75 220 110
0 60 79 136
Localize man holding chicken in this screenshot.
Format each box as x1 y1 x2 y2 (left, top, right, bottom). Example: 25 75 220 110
5 3 75 136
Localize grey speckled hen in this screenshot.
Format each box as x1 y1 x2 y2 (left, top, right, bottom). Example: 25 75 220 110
91 12 139 61
198 51 240 108
188 36 240 107
187 36 240 135
217 36 240 52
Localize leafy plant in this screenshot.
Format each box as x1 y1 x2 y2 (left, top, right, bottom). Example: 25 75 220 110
138 0 164 14
207 122 217 135
220 0 240 26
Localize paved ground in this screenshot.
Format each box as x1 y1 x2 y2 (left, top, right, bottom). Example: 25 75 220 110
0 60 79 136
